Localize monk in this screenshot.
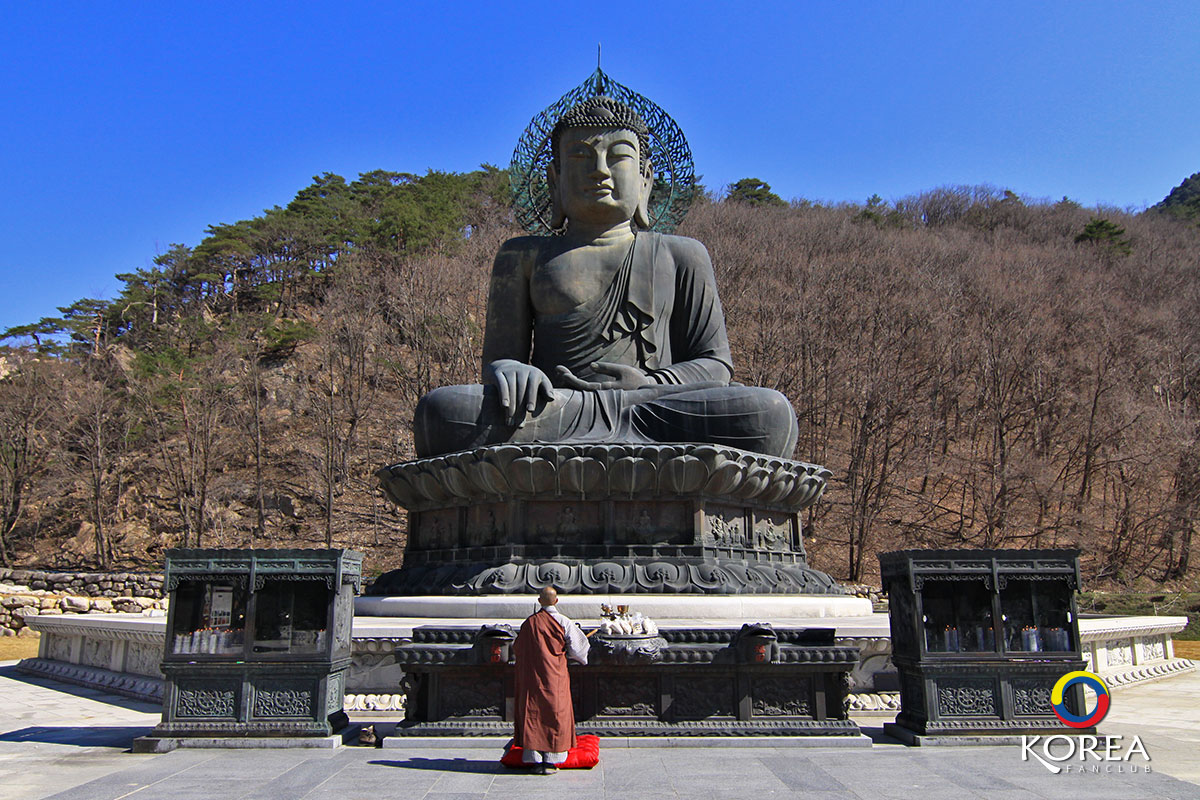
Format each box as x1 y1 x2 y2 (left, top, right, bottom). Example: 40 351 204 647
413 96 798 459
511 586 590 774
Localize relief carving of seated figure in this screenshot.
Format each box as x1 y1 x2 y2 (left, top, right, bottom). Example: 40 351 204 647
414 97 798 459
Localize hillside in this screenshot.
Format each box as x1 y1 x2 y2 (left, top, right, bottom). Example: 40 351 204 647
1152 171 1200 222
2 175 1198 588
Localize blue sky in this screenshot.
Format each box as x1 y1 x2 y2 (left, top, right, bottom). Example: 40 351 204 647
2 1 1197 333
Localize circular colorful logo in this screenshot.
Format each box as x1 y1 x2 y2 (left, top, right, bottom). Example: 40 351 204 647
1051 670 1110 728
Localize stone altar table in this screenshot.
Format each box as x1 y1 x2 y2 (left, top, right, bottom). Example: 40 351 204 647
391 624 862 737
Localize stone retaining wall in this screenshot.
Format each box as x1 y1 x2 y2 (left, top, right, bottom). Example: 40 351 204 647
0 568 166 637
0 568 164 598
842 583 887 610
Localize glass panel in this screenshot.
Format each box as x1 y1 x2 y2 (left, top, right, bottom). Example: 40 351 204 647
252 580 330 655
921 579 995 653
1002 579 1048 652
169 581 247 656
998 578 1075 652
954 581 997 652
922 584 954 652
1000 578 1074 652
1034 584 1074 651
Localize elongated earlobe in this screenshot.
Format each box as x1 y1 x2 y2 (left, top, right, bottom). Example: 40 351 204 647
633 165 653 229
547 163 566 231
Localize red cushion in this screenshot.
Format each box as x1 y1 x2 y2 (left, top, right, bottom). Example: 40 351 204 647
501 734 599 769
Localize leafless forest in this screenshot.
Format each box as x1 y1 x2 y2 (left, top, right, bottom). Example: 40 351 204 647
1 175 1197 588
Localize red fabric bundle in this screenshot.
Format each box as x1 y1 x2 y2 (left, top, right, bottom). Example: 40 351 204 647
501 734 599 769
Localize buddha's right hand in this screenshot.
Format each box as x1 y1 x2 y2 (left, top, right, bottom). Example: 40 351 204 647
485 359 555 425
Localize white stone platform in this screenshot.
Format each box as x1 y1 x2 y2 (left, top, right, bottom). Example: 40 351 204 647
1079 614 1199 688
354 592 873 621
20 608 1195 719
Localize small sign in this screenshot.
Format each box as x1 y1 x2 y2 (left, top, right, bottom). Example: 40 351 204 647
210 587 233 628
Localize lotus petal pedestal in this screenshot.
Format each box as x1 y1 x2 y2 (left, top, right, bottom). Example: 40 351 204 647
373 443 842 596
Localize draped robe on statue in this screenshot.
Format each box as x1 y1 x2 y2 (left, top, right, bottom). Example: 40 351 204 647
414 232 799 458
512 606 590 761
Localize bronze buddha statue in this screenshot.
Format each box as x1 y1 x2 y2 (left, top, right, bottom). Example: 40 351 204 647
413 97 798 459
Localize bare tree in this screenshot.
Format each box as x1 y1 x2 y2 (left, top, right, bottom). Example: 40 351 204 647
138 347 234 548
0 356 59 565
63 376 127 567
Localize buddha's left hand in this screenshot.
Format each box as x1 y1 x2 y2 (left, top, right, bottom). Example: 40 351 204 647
556 361 651 391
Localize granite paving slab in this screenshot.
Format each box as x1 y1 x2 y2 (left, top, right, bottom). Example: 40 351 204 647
4 660 1200 800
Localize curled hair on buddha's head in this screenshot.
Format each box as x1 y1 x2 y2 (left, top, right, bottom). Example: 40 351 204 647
550 96 651 174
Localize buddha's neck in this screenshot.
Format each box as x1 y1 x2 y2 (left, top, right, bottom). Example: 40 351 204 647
565 220 635 246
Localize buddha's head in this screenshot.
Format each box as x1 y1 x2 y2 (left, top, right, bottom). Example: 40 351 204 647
548 96 654 231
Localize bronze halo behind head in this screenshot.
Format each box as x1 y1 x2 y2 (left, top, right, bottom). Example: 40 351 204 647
509 67 696 235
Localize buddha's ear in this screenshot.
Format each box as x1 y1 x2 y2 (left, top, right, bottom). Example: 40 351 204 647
546 162 566 231
633 163 654 230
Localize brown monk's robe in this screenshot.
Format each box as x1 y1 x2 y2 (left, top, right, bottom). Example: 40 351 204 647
513 610 577 754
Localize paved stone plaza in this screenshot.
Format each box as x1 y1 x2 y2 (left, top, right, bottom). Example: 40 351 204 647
2 660 1198 800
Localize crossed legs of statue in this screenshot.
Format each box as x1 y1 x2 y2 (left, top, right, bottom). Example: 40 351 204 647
413 383 799 459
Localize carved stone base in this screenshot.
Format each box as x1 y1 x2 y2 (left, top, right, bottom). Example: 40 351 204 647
17 657 164 702
847 691 901 713
132 732 352 753
375 443 842 596
1101 657 1197 688
355 593 872 619
149 718 346 738
884 718 1095 746
373 555 843 596
391 718 863 737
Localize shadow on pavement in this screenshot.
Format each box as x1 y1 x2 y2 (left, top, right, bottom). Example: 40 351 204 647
856 724 907 746
0 665 161 714
371 757 509 774
0 725 151 748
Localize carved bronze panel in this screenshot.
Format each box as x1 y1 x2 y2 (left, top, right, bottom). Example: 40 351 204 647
673 675 734 719
252 681 314 718
597 675 657 717
751 676 813 717
1011 679 1054 716
440 676 503 718
418 510 458 550
705 505 747 548
465 504 506 548
175 684 237 718
612 502 689 545
936 678 998 718
753 511 795 552
517 501 598 545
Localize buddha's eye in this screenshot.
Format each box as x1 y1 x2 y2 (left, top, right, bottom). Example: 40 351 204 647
609 143 636 162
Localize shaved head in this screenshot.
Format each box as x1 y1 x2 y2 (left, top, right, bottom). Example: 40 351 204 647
538 586 559 606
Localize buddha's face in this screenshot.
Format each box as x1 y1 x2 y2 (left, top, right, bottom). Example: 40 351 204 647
552 126 651 228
